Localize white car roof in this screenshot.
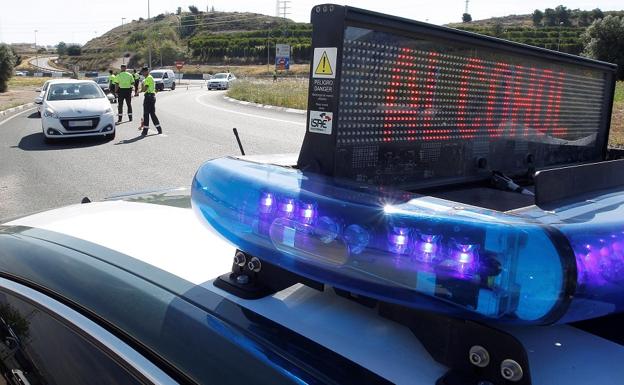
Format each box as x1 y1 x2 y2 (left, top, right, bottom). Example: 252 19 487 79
6 200 624 384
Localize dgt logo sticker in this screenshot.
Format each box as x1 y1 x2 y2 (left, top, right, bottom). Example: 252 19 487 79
309 111 333 135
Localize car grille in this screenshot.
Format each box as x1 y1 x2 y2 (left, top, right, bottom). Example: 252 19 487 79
60 117 100 131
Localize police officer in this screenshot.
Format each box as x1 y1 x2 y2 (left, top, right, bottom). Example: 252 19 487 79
116 64 134 123
133 69 140 96
140 67 162 135
108 70 117 99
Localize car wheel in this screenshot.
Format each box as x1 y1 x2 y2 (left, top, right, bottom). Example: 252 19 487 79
171 82 176 90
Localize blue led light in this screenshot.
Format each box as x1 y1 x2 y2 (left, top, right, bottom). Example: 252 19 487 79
192 157 624 324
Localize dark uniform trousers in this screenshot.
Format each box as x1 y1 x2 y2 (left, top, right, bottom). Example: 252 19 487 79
117 88 133 121
142 94 161 134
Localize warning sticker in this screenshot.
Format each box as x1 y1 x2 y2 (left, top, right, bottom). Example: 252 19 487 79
309 111 333 135
312 47 337 79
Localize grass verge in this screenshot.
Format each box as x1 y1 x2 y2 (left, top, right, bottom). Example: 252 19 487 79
226 79 308 110
8 77 48 88
609 81 623 147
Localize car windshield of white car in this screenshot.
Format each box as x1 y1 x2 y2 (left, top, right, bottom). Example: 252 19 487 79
150 72 164 79
47 83 104 101
213 74 227 79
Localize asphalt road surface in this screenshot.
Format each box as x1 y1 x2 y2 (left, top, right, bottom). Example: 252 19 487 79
0 88 306 219
28 56 61 72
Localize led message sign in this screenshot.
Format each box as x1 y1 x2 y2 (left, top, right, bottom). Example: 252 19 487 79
298 5 617 189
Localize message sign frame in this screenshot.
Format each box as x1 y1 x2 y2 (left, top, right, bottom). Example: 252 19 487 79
298 4 618 190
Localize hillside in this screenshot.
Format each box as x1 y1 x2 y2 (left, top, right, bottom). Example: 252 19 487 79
447 9 624 55
59 10 311 71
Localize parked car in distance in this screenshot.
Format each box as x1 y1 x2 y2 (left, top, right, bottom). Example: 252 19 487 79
207 72 236 90
39 80 116 143
95 75 116 103
149 69 176 91
14 70 27 76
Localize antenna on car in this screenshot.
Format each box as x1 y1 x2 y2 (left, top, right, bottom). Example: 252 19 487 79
232 128 245 155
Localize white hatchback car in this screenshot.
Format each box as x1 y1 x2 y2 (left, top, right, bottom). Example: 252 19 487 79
39 80 116 143
207 72 236 90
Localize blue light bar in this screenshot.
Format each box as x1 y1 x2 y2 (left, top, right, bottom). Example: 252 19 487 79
192 157 624 325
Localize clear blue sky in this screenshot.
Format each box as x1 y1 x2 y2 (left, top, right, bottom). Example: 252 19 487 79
1 1 622 46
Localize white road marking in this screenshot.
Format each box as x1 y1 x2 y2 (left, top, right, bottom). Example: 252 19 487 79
0 108 36 126
194 94 305 126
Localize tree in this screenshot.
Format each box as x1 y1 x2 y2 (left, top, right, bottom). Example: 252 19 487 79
180 14 197 38
210 5 215 12
582 15 624 80
555 5 572 26
0 43 16 93
591 8 604 20
57 41 67 55
188 5 199 14
462 13 472 23
578 11 591 27
492 23 504 37
10 46 22 67
67 44 82 56
532 9 544 27
176 7 182 15
544 8 557 26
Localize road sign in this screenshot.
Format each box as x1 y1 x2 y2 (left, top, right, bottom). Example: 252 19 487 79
275 57 290 71
275 44 291 58
175 61 185 70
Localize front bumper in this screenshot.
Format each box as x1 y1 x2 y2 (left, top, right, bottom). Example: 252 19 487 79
42 113 116 138
207 82 228 90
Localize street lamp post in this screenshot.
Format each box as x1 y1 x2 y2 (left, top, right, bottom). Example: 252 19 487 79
266 23 271 73
147 0 152 68
34 30 38 67
557 21 563 51
121 18 126 64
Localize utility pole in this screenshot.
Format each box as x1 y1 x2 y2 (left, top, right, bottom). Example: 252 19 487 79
465 0 469 15
147 0 152 68
121 18 126 64
276 0 291 18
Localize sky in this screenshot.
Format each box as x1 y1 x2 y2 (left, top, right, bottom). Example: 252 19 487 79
0 0 622 46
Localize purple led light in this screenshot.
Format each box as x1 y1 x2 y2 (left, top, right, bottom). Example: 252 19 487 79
298 202 317 224
440 239 479 277
278 198 296 218
388 226 410 254
259 192 274 214
413 233 441 263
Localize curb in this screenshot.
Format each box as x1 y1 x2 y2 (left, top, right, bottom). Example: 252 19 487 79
0 103 35 118
223 96 306 115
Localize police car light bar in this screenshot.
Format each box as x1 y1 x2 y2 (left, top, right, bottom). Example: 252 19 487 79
191 157 624 325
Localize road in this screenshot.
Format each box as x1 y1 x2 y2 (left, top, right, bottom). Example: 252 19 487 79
28 56 62 72
0 88 306 219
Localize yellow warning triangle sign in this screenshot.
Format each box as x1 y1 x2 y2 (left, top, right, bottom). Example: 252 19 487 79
315 51 333 76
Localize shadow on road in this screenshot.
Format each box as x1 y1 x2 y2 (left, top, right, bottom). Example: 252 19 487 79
13 133 108 151
26 112 40 119
114 133 158 145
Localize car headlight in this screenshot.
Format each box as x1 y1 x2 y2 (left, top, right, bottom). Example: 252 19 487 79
43 108 59 119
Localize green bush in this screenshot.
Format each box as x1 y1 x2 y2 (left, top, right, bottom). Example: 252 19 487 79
0 44 16 93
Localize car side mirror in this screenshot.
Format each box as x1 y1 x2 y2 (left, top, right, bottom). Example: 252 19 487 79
35 100 43 105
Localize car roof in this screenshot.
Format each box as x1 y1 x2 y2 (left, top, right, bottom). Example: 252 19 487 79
6 194 624 384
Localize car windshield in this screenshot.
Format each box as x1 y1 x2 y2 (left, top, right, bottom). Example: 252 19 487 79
47 83 104 101
213 73 228 79
96 77 108 84
150 72 164 79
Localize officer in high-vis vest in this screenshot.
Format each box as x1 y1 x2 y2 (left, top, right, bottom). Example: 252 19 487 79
108 70 117 99
115 64 134 123
139 67 162 136
133 69 140 96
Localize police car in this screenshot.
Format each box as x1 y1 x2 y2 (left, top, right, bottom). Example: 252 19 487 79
2 4 624 385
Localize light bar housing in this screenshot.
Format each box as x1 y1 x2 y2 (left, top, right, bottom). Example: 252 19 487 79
187 157 624 325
